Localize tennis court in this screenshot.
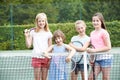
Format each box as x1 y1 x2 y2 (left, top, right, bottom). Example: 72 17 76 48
0 47 120 80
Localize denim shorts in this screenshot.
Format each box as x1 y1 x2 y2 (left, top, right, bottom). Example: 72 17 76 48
76 64 89 72
95 59 113 67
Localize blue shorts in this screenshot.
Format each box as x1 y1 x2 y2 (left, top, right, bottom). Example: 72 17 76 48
95 59 112 68
76 64 89 72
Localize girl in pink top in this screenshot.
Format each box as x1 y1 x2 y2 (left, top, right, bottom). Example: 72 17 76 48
87 12 112 80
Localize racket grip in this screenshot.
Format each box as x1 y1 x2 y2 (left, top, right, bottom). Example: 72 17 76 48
92 66 95 80
23 28 35 33
75 64 79 75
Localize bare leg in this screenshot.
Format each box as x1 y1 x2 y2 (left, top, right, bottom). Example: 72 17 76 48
41 67 49 80
88 70 94 80
88 66 101 80
81 71 85 80
102 67 111 80
71 71 79 80
34 68 41 80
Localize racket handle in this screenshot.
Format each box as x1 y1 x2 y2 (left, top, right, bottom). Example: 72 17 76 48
92 66 96 80
23 28 35 33
75 64 79 75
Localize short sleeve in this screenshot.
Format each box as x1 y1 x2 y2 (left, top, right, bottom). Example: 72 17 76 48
30 29 34 37
71 36 76 42
102 30 110 40
48 31 53 38
85 36 90 42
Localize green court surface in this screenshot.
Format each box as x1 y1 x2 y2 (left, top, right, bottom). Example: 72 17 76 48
0 47 120 80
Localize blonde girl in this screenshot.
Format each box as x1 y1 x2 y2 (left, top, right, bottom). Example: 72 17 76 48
24 13 52 80
69 20 90 80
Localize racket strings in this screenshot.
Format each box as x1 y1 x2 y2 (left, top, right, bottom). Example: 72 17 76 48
72 55 83 75
71 41 84 75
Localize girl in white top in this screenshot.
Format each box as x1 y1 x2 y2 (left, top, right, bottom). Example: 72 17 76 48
24 13 52 80
69 20 90 80
87 12 112 80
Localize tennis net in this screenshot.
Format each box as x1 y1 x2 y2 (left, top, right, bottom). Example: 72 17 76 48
0 48 119 80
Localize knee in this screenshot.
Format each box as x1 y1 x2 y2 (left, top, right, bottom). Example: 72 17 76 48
88 77 93 80
103 76 109 80
88 75 93 80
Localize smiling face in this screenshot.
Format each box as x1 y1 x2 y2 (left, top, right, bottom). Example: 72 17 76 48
53 30 65 45
92 12 106 30
76 24 86 34
35 13 49 32
92 16 102 29
55 37 63 45
37 17 46 29
75 20 86 35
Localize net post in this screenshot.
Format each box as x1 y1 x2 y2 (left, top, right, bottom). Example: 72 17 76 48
10 4 14 50
83 52 88 80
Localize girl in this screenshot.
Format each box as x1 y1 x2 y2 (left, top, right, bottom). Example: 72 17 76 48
87 12 112 80
44 30 76 80
24 13 53 80
69 20 90 80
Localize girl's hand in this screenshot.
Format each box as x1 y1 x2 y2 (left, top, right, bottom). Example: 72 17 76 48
89 61 94 66
42 52 51 58
69 43 74 48
65 56 71 63
87 48 96 53
24 29 30 37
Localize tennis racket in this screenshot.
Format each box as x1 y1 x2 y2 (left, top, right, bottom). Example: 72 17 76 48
23 28 35 33
72 41 83 75
65 57 76 74
89 45 96 80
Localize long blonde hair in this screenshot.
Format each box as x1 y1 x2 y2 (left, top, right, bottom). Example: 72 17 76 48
35 13 49 32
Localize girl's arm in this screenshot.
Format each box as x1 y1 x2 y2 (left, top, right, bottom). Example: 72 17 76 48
48 38 52 47
24 29 33 48
65 44 76 62
87 33 111 53
25 36 33 48
45 45 54 53
69 41 90 52
43 45 54 58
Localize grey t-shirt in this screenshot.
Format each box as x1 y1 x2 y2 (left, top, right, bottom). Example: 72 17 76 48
71 35 90 64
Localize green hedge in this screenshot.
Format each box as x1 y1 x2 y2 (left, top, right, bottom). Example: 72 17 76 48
0 21 119 50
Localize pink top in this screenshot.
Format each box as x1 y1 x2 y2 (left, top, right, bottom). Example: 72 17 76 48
90 29 112 60
90 29 109 48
